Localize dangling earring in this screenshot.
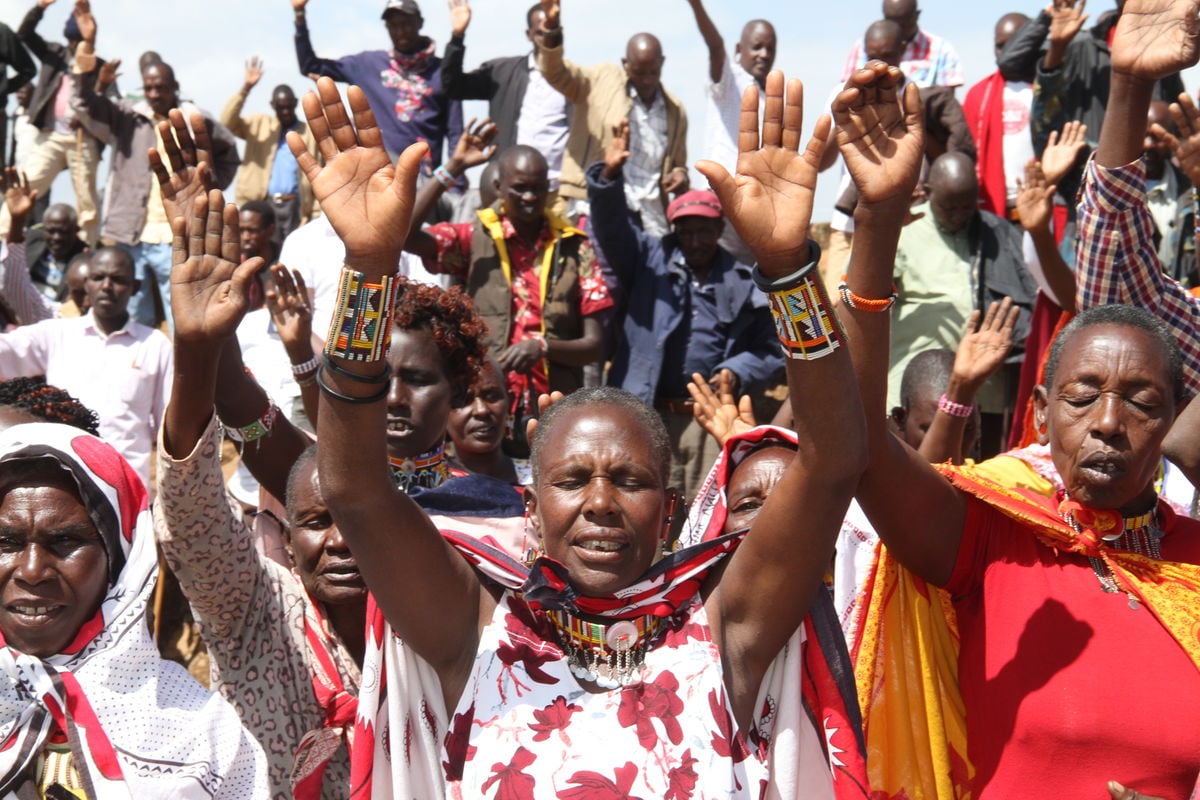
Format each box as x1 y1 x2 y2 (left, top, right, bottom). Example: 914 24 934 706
661 489 681 555
523 506 542 566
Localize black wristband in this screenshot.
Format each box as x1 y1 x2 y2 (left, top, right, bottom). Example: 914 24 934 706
322 353 392 384
316 366 390 404
751 239 822 293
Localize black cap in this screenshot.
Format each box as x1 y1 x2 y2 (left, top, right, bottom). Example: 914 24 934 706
381 0 421 18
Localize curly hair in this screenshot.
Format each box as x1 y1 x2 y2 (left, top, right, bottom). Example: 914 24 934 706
0 376 101 434
392 278 488 399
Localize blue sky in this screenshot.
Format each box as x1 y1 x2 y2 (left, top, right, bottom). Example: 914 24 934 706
0 0 1182 218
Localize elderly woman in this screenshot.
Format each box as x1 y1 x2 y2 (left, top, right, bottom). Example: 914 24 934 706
0 422 268 797
279 69 869 796
831 40 1200 800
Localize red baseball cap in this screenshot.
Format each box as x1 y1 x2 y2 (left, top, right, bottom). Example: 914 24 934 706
666 190 723 223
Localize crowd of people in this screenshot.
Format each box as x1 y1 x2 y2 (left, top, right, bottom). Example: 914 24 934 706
0 0 1196 797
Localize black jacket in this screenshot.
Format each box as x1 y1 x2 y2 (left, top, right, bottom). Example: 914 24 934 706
18 3 116 133
440 36 529 153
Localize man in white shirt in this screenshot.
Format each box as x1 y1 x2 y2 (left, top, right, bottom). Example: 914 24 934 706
686 0 776 177
0 246 171 485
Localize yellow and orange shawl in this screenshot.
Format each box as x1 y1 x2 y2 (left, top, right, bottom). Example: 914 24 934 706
853 460 1200 800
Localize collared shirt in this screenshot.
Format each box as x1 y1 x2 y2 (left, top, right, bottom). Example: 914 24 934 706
705 55 758 177
890 204 1004 413
624 85 670 237
655 253 725 399
426 216 612 400
516 53 569 191
1145 165 1182 270
841 28 964 88
0 312 173 484
266 127 301 196
1076 158 1200 394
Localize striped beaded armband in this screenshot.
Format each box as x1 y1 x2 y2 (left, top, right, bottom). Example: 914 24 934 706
325 268 397 362
757 257 845 361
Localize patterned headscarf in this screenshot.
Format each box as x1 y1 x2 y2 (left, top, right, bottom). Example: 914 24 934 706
0 423 268 799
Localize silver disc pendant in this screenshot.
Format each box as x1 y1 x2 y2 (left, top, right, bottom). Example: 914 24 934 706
1128 596 1140 611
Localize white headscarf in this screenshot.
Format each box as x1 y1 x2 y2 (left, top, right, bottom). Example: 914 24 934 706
0 422 269 799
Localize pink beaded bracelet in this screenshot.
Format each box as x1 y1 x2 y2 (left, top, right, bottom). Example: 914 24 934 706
937 394 976 419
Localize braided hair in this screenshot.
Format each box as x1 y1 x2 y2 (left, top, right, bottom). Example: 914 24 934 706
0 376 101 434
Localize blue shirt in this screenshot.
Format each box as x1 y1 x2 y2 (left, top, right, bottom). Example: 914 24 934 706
294 21 463 164
267 128 300 195
655 260 724 399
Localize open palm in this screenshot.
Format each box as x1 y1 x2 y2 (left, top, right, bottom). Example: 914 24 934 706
953 299 1018 389
833 62 924 209
697 72 827 274
150 110 216 228
1110 0 1200 80
288 78 425 273
170 190 262 346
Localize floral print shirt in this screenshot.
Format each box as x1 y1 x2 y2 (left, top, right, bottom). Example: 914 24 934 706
444 592 768 799
426 216 612 401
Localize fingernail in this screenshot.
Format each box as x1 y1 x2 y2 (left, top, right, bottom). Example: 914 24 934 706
1108 781 1124 793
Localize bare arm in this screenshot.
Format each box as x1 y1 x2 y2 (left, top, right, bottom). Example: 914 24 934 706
696 72 867 729
287 78 483 693
1016 158 1077 312
404 117 497 251
918 299 1019 464
1162 396 1200 488
686 0 725 85
832 63 967 586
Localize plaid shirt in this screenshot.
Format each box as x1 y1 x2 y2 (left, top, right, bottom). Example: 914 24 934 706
1076 158 1200 394
840 28 963 88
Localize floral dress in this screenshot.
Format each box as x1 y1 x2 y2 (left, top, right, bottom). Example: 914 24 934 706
444 592 767 799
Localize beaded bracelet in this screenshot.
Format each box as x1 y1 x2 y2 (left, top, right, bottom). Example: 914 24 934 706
937 393 976 418
754 246 845 361
315 365 390 404
223 404 280 445
838 276 899 312
433 165 456 189
325 268 397 362
291 355 319 376
322 353 392 385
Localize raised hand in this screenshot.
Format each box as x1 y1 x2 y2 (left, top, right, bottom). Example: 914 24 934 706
697 70 829 275
449 117 498 171
1048 0 1088 47
952 298 1018 392
244 56 265 91
170 189 263 346
149 110 217 227
1015 159 1055 233
687 370 756 447
449 0 471 37
264 264 314 352
831 61 925 211
1109 0 1200 81
0 168 37 222
1154 91 1200 185
73 0 96 44
286 77 426 274
97 57 121 90
540 0 560 28
661 167 689 196
603 118 630 180
292 0 308 10
1039 120 1088 184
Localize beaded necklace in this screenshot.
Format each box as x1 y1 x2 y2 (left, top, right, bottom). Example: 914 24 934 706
544 609 663 689
1062 502 1164 610
389 439 451 492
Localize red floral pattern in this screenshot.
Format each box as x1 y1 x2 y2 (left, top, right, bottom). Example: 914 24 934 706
444 594 768 797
